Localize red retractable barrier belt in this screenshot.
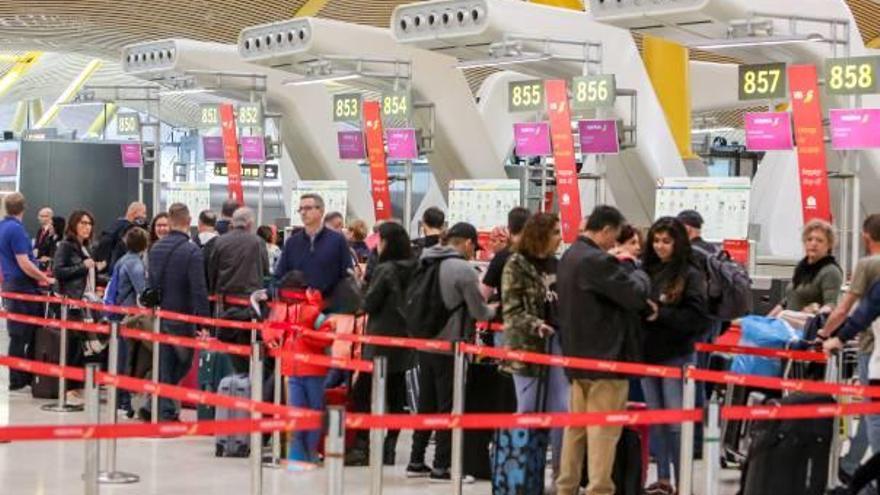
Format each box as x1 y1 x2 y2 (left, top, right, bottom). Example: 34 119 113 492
688 367 880 399
156 309 262 330
0 310 109 335
695 342 827 363
119 327 252 356
0 291 63 304
0 356 319 418
723 400 880 421
267 347 374 373
299 328 453 353
0 417 323 442
345 408 702 431
69 298 153 317
460 343 682 379
476 321 504 333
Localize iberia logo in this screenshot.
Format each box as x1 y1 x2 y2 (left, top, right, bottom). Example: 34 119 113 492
863 113 871 124
804 90 815 103
366 119 378 130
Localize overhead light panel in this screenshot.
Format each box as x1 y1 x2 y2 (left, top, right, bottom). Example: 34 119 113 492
282 73 362 87
691 127 736 134
688 33 826 50
158 87 217 96
454 53 553 69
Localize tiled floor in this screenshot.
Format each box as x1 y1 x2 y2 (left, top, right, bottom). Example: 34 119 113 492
0 327 744 495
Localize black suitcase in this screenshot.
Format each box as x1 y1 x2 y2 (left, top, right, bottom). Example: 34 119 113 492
580 426 644 494
31 326 60 399
466 361 517 480
739 393 835 495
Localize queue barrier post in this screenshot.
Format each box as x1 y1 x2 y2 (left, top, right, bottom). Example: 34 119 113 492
451 342 467 495
678 365 696 495
369 356 388 495
826 350 842 490
703 398 721 495
250 341 264 495
42 303 83 413
326 406 346 495
150 307 161 425
264 345 283 469
98 321 140 485
83 363 101 495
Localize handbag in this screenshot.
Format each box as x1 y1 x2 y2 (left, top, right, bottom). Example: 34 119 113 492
140 238 188 308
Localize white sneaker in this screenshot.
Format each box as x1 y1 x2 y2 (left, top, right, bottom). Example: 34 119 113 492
463 475 476 484
8 385 30 396
66 390 85 406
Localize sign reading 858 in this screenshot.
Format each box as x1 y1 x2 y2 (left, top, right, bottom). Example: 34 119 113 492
825 56 880 95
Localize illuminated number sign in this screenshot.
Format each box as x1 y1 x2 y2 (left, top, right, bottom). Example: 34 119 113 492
571 74 616 110
199 104 220 128
236 103 263 127
508 80 545 113
116 112 140 136
380 90 411 124
214 163 278 179
738 63 787 100
825 56 880 95
333 93 362 122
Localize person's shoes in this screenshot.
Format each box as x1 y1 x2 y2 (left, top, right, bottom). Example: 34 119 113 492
8 385 30 396
838 466 853 486
65 390 85 406
286 460 318 473
462 474 476 484
383 449 396 466
644 481 675 495
405 462 432 478
428 468 451 483
344 449 369 467
136 408 151 422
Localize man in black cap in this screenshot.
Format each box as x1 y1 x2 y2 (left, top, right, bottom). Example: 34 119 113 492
406 221 496 482
677 209 717 255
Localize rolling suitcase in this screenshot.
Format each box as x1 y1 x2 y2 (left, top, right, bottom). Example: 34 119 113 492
32 326 61 399
215 373 251 457
466 361 516 481
581 403 649 494
198 350 234 420
739 393 835 495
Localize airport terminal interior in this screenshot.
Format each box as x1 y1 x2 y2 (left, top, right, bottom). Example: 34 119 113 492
2 0 880 494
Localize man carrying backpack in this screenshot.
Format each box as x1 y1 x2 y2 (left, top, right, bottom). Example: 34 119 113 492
405 222 496 482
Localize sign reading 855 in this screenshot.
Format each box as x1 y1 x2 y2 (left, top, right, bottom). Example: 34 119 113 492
508 80 544 113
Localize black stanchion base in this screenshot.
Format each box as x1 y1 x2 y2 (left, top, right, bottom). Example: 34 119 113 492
41 403 84 413
98 471 140 484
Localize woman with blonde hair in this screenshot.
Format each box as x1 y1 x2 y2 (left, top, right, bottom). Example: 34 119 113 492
769 219 844 316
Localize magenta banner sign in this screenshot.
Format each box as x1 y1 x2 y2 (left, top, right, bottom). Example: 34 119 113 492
514 122 552 157
202 136 224 161
337 131 366 160
744 112 794 151
0 150 17 177
120 143 143 168
386 128 418 160
830 108 880 150
240 136 266 164
577 119 620 154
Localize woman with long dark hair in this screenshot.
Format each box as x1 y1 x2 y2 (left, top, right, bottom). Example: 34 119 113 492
149 212 170 246
501 212 568 480
53 209 105 405
345 221 416 467
640 217 710 495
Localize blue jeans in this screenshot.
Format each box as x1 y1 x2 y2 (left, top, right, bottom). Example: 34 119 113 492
641 353 694 483
289 376 325 462
512 336 571 472
156 343 194 420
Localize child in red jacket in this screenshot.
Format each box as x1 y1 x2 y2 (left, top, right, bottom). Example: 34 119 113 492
265 288 334 469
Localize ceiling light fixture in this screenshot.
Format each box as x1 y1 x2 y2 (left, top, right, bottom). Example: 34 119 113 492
454 53 554 70
688 33 826 50
282 73 362 87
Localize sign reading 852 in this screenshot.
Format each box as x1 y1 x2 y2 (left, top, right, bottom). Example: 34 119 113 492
236 103 262 128
508 80 544 113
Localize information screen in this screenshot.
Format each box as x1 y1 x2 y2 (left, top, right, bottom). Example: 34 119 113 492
333 93 362 123
738 63 787 101
571 74 616 110
655 177 751 241
508 80 545 113
448 179 521 231
825 56 880 95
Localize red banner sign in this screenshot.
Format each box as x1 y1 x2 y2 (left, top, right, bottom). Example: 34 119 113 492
362 101 393 221
788 65 831 222
219 103 244 205
545 80 583 243
722 239 750 266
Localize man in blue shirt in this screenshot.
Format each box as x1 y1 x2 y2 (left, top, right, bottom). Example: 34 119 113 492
0 193 55 392
274 193 352 310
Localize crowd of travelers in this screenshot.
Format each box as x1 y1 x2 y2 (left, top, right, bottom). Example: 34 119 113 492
3 189 880 495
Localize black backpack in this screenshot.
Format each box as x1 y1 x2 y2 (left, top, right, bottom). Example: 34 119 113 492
404 253 463 339
694 246 752 321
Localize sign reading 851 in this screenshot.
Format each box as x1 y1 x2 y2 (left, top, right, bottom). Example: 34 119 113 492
508 80 544 113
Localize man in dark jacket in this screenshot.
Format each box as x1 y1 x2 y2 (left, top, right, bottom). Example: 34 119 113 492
208 206 268 296
556 205 653 495
215 199 238 235
411 206 445 258
94 201 147 274
142 202 209 421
